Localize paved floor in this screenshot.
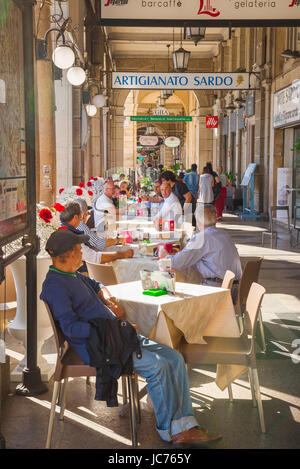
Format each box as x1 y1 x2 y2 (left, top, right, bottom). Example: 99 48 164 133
1 214 300 450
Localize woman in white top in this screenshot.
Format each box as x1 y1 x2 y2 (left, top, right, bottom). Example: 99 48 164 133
199 167 214 204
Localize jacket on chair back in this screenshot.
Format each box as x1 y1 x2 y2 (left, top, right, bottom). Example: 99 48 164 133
87 317 142 407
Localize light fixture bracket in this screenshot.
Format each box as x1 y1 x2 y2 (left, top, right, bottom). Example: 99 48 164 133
36 28 66 60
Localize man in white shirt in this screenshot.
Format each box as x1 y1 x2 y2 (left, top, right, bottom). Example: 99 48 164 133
154 182 182 228
94 181 117 234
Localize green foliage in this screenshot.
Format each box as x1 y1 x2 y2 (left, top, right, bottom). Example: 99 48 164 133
0 0 10 28
141 177 154 192
293 138 300 152
291 138 300 162
225 171 237 184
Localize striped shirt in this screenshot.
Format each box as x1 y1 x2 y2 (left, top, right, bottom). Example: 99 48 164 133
78 221 106 251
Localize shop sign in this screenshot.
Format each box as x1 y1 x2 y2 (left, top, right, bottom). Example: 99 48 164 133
165 136 180 148
101 0 299 24
153 106 169 116
112 72 250 90
277 168 293 217
273 80 300 128
131 116 192 121
206 116 218 128
139 135 159 146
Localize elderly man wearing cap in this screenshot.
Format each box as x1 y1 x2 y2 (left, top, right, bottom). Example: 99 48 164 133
40 229 222 447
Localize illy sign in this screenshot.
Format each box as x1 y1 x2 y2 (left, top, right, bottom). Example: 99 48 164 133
206 116 218 128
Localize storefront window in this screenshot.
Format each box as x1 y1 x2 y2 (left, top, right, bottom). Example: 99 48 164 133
294 128 300 220
0 2 27 244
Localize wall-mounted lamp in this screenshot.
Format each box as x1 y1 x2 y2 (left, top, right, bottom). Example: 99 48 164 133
52 44 75 69
67 66 86 86
86 83 107 108
36 23 86 87
86 104 97 117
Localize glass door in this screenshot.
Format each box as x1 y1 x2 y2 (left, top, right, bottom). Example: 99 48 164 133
293 127 300 224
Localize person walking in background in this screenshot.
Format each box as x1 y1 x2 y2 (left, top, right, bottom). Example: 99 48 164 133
206 162 222 220
183 164 200 200
215 166 230 221
199 166 214 204
177 163 186 179
183 164 200 227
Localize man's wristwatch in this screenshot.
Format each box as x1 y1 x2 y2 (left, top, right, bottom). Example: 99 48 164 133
107 296 117 302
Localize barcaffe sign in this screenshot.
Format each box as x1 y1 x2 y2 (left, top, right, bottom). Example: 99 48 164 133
273 80 300 128
100 0 300 24
112 72 250 90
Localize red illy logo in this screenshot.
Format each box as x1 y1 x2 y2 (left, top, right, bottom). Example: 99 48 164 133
198 0 220 17
104 0 129 6
206 116 219 128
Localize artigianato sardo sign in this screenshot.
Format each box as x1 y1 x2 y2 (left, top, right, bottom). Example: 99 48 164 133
101 0 300 22
273 80 300 128
112 72 249 90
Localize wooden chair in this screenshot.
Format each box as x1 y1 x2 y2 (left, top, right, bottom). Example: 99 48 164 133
179 282 267 433
221 270 235 290
43 301 139 448
0 267 17 333
235 258 266 352
85 261 118 286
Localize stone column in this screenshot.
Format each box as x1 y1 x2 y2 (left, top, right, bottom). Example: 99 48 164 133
35 1 57 205
90 111 101 177
72 87 83 185
110 106 125 171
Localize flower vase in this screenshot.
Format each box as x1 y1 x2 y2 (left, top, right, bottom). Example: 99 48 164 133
8 256 55 382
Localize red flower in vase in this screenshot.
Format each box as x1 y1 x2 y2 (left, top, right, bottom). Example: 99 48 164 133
53 202 65 212
59 188 64 194
78 182 85 188
88 191 93 196
87 181 92 187
76 188 83 196
39 208 53 223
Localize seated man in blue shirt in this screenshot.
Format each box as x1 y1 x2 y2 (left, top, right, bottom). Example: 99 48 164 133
40 229 222 447
160 204 242 300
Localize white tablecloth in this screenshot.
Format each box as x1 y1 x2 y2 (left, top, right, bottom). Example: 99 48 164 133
109 257 204 285
107 281 240 343
107 281 244 390
110 257 158 284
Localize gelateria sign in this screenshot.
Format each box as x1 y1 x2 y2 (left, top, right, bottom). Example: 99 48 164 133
273 80 300 128
112 72 249 90
100 0 300 24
